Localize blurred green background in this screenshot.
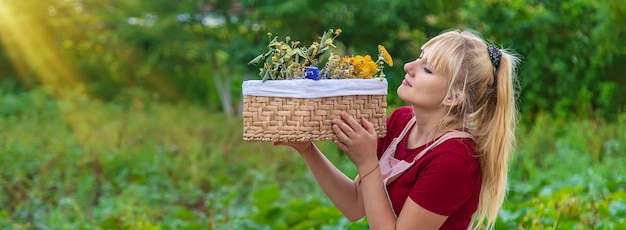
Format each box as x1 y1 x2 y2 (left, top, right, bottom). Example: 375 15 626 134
1 0 625 229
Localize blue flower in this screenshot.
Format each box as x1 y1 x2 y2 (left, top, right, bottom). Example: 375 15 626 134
305 67 320 81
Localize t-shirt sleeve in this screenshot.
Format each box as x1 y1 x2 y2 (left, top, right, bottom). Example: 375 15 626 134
408 151 479 216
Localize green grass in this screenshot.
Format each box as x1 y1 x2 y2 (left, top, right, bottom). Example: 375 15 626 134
1 89 625 229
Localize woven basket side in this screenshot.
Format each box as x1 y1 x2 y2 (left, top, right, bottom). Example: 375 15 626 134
243 95 387 142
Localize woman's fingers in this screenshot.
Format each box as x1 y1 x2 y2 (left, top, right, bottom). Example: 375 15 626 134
332 112 376 140
331 113 378 166
332 116 355 137
333 139 348 152
361 117 376 135
333 112 367 138
339 112 362 131
332 112 376 147
332 122 352 144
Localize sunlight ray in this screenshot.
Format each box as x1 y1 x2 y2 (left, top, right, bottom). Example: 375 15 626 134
0 1 81 88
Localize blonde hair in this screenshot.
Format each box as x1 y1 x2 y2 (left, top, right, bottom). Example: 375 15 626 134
422 29 520 229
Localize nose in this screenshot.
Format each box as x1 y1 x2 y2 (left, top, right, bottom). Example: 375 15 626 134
404 60 415 74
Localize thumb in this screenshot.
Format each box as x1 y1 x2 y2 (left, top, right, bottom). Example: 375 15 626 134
361 117 376 135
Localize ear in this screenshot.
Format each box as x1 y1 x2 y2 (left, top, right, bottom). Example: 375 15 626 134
443 90 464 107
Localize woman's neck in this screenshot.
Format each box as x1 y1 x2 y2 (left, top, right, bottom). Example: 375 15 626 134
407 105 455 148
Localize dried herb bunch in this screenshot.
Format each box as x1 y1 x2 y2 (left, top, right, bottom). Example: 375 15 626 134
248 29 342 81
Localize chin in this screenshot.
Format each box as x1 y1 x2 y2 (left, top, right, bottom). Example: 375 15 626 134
397 86 409 102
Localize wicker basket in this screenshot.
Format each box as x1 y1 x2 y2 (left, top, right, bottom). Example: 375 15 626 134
242 79 388 142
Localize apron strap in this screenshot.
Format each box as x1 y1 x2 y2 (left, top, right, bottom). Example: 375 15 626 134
380 116 416 158
383 130 475 186
411 131 475 164
355 116 415 182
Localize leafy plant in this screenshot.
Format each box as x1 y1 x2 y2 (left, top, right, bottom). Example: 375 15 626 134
2 89 626 229
248 29 342 81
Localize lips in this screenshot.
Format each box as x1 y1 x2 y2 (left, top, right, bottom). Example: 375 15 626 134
402 79 412 87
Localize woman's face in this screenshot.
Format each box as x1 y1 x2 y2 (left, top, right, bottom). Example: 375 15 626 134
397 48 450 111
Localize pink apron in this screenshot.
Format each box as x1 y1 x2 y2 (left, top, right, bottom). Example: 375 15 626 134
357 117 474 218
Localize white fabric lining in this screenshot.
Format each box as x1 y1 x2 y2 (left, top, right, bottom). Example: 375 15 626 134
242 78 388 98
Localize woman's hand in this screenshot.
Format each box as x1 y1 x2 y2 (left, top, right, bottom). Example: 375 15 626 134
272 141 314 153
332 112 378 168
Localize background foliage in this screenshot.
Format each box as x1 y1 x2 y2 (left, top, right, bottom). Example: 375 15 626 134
1 0 625 118
1 0 626 229
0 90 625 229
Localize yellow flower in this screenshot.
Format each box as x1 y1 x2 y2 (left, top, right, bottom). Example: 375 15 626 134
318 42 390 79
353 55 378 79
378 45 393 67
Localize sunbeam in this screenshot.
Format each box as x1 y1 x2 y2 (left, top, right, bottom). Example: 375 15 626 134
0 1 82 89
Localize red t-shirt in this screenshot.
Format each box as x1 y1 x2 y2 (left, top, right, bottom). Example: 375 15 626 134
377 106 482 229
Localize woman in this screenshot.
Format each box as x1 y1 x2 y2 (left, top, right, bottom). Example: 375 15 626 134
274 29 520 229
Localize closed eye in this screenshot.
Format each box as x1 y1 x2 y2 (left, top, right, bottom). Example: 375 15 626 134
423 67 432 74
